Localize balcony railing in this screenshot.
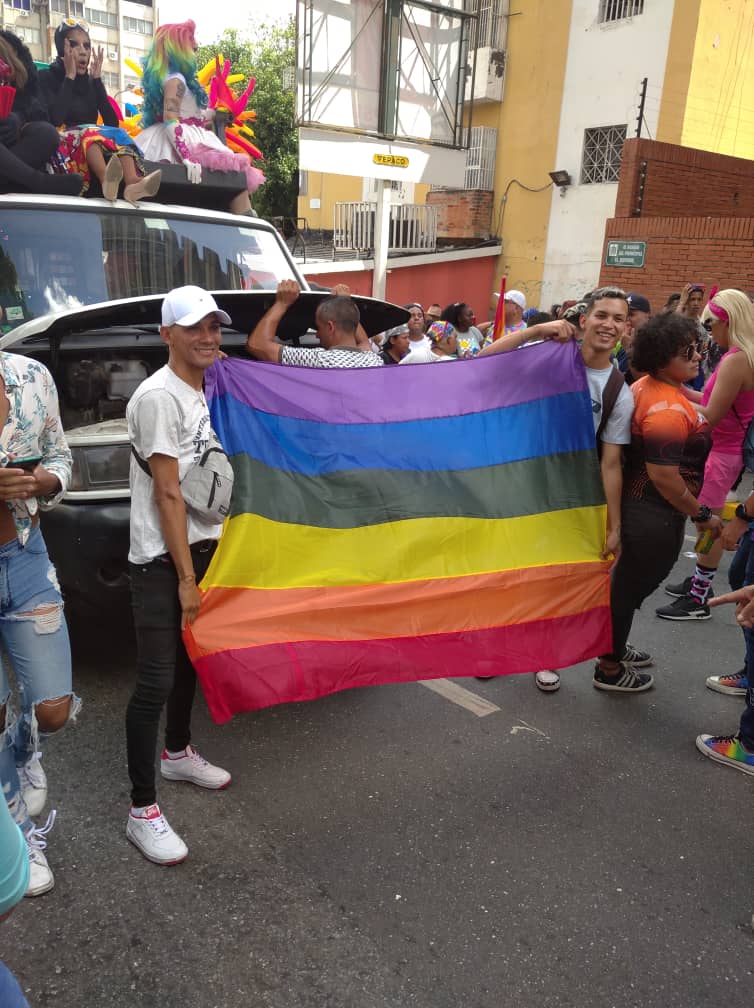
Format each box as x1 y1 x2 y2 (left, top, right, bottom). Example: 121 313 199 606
333 203 438 255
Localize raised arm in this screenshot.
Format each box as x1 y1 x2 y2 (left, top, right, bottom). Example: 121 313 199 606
477 319 576 357
247 280 301 362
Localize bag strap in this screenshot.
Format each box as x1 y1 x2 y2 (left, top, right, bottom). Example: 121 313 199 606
131 445 152 478
596 365 625 445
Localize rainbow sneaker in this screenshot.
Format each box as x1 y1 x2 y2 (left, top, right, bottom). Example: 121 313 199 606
695 733 754 775
705 669 748 696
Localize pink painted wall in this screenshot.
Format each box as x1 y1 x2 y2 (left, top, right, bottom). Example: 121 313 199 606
302 254 498 319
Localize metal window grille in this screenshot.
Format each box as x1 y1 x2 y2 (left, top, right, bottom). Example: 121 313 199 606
464 126 497 191
580 124 627 184
598 0 644 23
470 0 506 49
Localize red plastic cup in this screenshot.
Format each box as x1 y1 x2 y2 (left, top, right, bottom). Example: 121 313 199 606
0 85 16 117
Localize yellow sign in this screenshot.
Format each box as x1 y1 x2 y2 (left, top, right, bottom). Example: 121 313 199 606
373 154 409 168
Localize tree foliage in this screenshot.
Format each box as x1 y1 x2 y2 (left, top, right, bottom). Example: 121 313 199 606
197 20 297 221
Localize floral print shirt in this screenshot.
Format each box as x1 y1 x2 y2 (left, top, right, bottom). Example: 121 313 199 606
0 353 72 545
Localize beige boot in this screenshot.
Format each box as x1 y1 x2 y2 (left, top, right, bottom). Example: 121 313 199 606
102 154 124 201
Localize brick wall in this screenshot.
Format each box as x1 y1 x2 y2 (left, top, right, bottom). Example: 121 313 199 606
615 138 754 219
598 216 754 310
425 190 494 240
598 139 754 304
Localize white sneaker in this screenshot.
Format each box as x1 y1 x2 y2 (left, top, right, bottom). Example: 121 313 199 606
126 804 188 865
18 752 47 818
25 810 56 897
535 670 561 692
160 745 231 790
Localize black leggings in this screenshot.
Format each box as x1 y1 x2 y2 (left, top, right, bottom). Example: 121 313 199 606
602 502 686 661
0 121 61 187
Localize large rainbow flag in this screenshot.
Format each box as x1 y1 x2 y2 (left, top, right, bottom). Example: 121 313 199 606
185 341 611 723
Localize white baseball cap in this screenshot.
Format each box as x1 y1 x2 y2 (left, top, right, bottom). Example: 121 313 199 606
161 286 232 327
504 290 526 310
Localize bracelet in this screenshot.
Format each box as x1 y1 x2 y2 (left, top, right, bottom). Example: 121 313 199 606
179 573 196 584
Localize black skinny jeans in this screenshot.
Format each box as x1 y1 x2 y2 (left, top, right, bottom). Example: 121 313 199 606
126 541 216 807
601 501 686 662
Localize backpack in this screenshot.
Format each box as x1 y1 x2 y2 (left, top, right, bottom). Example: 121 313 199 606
595 365 626 458
131 443 234 525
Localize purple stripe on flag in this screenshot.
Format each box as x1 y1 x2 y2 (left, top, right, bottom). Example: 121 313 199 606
206 340 587 425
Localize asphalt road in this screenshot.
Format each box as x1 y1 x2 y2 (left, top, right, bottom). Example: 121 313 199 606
3 541 753 1008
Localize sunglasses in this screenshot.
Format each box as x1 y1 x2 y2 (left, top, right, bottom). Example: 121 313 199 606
60 18 88 30
682 341 707 361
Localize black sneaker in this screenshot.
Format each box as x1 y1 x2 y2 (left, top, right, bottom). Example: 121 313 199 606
664 576 713 600
621 642 653 668
593 662 653 693
665 575 692 598
655 594 711 621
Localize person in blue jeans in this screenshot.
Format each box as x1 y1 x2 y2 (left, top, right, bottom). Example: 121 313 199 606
696 495 754 772
0 352 75 898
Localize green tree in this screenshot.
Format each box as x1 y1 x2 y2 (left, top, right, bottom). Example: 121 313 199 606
197 21 297 221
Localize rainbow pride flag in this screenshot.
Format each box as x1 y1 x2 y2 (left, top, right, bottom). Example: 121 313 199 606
185 341 611 723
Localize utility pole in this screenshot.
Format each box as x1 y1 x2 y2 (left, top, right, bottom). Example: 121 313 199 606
636 77 648 139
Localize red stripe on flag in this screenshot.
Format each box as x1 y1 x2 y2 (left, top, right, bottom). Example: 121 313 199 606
194 608 611 723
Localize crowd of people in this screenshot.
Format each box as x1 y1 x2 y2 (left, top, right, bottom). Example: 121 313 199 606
0 18 262 213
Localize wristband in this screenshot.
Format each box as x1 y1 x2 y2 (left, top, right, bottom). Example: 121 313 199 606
736 502 751 521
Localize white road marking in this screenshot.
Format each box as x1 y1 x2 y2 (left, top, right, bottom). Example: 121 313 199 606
510 720 550 740
418 679 501 717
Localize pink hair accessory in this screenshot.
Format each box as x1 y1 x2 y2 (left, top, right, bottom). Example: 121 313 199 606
707 292 728 323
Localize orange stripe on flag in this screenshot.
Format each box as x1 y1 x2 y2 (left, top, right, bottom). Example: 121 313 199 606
185 561 609 661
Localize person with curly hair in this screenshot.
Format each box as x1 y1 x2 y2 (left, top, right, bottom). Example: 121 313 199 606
136 20 264 215
440 302 483 358
38 20 160 204
0 30 82 195
594 313 720 691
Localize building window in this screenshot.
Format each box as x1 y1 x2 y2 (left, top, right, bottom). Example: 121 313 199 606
598 0 644 23
123 15 151 34
470 0 505 49
101 71 118 90
4 0 31 10
464 125 497 191
85 7 118 27
580 124 626 184
14 25 41 43
51 0 85 13
298 170 308 197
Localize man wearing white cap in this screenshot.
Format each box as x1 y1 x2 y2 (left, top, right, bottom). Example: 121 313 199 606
124 285 233 866
503 290 527 335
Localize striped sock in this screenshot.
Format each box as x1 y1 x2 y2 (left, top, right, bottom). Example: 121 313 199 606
689 564 716 603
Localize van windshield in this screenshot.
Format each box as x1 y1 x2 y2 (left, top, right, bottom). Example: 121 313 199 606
0 206 297 332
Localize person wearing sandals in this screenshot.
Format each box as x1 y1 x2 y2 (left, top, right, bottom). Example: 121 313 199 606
594 313 721 692
38 20 160 204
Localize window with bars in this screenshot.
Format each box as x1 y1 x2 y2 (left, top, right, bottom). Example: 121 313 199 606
580 124 626 184
123 15 151 34
470 0 505 49
598 0 644 23
85 7 118 27
464 126 497 191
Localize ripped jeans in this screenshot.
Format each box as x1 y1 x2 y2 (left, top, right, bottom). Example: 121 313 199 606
0 526 76 832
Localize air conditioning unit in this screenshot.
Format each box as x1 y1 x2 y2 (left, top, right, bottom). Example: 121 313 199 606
107 50 118 61
17 8 30 16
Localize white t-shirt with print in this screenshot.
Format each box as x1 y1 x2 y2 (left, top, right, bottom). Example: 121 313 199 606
586 363 633 444
127 365 224 563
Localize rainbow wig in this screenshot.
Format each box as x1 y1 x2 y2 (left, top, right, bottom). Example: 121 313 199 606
140 20 208 127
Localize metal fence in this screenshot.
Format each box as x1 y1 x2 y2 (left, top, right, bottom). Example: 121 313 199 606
333 203 438 254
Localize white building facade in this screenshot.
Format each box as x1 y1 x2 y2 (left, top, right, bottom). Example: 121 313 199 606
539 0 676 306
